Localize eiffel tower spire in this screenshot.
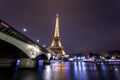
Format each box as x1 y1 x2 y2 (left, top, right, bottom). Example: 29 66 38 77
48 14 66 55
54 13 59 37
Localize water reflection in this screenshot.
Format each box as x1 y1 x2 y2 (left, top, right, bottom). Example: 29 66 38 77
37 62 120 80
0 62 120 80
12 65 19 80
43 65 52 80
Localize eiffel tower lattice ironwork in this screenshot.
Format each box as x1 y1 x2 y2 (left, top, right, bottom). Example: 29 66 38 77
48 14 66 55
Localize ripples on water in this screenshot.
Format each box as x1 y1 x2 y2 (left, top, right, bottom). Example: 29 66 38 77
0 61 120 80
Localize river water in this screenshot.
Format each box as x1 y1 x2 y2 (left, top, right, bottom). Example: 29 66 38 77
0 61 120 80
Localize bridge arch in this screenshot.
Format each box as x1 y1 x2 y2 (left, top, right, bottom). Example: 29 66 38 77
36 54 48 60
0 39 28 58
0 19 48 59
0 31 47 59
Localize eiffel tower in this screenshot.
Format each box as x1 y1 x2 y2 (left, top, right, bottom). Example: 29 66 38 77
48 14 66 55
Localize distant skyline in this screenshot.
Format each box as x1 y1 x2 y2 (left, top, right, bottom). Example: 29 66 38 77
0 0 120 54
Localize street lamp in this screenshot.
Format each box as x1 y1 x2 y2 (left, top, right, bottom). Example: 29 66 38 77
43 45 46 48
36 39 40 43
22 28 27 33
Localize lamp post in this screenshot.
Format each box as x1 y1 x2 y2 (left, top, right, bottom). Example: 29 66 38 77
43 45 46 48
22 28 27 32
36 39 40 43
22 28 27 35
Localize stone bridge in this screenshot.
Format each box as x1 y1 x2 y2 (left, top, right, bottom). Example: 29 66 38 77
0 19 51 68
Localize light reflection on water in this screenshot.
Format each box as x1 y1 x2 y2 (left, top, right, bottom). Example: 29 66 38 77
0 62 120 80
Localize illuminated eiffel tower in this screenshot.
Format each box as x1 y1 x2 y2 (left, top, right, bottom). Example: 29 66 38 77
48 14 66 55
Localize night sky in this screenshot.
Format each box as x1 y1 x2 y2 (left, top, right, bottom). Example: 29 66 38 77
0 0 120 54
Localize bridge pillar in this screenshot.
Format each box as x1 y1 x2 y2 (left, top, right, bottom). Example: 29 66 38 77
43 59 50 65
18 58 36 69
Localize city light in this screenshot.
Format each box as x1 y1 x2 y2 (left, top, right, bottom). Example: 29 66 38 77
22 28 27 32
47 53 51 60
36 39 40 43
43 45 46 48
